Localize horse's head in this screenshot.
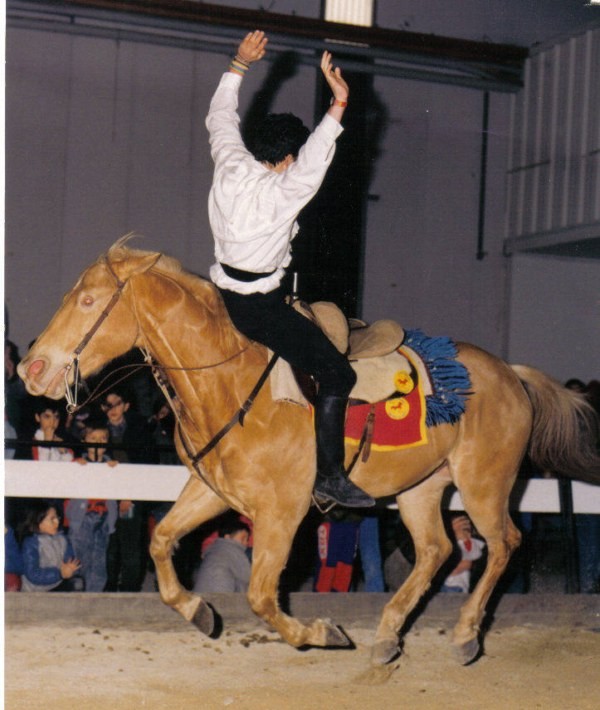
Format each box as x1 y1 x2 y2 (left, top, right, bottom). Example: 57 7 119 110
18 240 161 399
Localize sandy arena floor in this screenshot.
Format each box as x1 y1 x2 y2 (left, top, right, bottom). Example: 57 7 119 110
5 619 600 710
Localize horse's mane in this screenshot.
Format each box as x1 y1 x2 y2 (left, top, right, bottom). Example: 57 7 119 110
105 235 251 356
107 234 187 278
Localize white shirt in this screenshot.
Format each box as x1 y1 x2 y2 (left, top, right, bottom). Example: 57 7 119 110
206 71 343 294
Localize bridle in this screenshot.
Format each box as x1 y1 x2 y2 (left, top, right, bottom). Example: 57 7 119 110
64 259 128 413
61 256 275 479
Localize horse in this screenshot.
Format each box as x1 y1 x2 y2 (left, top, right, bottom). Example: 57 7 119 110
18 238 600 667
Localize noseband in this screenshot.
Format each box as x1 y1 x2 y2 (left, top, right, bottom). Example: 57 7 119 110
64 259 128 413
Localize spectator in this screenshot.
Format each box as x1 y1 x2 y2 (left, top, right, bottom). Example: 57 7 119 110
441 514 486 593
4 339 28 435
314 510 360 593
573 379 600 593
65 421 118 592
31 397 74 463
30 398 73 520
358 512 385 592
101 387 155 592
193 518 251 593
5 525 24 591
19 501 83 592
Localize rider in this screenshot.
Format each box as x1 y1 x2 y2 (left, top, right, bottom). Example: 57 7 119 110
206 30 374 508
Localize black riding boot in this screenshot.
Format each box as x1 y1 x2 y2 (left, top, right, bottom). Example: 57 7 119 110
314 394 375 508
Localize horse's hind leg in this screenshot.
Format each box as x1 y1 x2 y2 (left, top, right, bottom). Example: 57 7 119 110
451 478 521 664
150 476 228 633
372 472 453 665
247 507 351 649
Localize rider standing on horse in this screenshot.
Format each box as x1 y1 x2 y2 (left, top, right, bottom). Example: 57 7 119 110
206 30 374 508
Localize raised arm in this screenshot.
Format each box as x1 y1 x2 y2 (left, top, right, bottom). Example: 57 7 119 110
321 50 349 124
229 30 268 76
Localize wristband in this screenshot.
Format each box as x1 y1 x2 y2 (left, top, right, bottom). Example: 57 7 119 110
330 98 348 108
229 56 250 77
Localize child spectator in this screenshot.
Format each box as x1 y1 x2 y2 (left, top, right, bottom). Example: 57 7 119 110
30 397 73 519
65 421 118 592
19 500 82 592
193 518 251 593
441 514 486 593
101 387 155 591
31 397 74 463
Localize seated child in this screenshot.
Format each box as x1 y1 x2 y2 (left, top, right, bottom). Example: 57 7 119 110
20 500 83 592
65 421 118 592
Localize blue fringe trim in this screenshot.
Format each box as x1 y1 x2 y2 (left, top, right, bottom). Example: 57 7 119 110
404 329 472 427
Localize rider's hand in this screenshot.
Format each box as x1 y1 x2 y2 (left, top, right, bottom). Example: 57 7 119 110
237 30 268 64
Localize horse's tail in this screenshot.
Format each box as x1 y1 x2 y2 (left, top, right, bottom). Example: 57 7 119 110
511 365 600 484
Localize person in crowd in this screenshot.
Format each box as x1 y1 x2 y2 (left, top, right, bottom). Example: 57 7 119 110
205 30 373 508
5 412 17 460
29 398 73 520
570 378 600 593
193 518 251 593
314 510 360 593
4 339 28 436
441 513 486 593
5 524 24 591
358 512 385 592
19 500 82 592
65 421 118 592
31 398 74 463
101 387 156 592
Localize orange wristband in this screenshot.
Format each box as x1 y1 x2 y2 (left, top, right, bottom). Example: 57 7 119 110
331 99 348 108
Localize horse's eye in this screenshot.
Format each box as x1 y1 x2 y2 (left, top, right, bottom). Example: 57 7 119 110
81 294 95 307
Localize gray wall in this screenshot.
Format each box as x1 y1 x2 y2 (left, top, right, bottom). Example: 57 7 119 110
5 1 599 383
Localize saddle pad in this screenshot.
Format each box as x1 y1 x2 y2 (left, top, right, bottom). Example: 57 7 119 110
345 349 428 452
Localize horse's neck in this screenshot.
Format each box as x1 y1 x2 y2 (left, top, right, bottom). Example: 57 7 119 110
132 272 264 424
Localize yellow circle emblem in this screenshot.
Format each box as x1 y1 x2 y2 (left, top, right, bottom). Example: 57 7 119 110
393 370 414 395
385 398 410 420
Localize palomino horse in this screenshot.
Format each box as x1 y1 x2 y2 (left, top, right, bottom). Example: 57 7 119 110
18 240 600 666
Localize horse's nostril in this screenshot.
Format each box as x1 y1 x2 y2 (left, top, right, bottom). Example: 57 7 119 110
27 359 45 377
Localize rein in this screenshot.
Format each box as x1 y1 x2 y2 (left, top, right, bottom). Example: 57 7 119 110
62 254 276 490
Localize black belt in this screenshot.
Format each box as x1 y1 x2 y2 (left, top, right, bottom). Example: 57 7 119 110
221 263 276 283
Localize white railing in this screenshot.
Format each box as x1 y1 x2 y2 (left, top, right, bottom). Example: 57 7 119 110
4 460 600 513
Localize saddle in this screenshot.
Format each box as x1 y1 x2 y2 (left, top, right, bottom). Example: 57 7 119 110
294 300 405 360
269 300 407 406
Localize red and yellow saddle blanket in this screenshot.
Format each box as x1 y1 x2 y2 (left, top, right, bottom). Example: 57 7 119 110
345 348 428 451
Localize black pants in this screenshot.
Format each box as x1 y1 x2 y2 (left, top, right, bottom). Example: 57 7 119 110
219 284 356 397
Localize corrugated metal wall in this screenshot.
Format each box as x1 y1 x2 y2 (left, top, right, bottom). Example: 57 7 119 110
506 27 600 240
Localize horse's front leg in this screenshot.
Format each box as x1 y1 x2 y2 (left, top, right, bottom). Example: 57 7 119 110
150 475 228 633
247 506 351 649
372 473 452 666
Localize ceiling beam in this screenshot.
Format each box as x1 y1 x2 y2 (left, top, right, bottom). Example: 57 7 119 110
7 0 528 91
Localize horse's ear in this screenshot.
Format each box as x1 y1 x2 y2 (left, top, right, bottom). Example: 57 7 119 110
109 252 162 281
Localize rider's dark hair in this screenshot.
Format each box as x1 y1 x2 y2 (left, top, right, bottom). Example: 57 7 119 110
248 113 310 165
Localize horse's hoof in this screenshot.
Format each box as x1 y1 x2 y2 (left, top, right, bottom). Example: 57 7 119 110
322 622 353 648
191 600 215 637
453 637 481 665
371 638 401 666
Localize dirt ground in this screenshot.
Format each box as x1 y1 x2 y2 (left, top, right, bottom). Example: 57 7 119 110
5 620 600 710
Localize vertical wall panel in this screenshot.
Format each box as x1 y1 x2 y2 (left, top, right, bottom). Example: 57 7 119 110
507 26 600 241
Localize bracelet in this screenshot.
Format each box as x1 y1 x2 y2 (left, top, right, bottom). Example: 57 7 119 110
330 98 348 108
229 56 250 77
